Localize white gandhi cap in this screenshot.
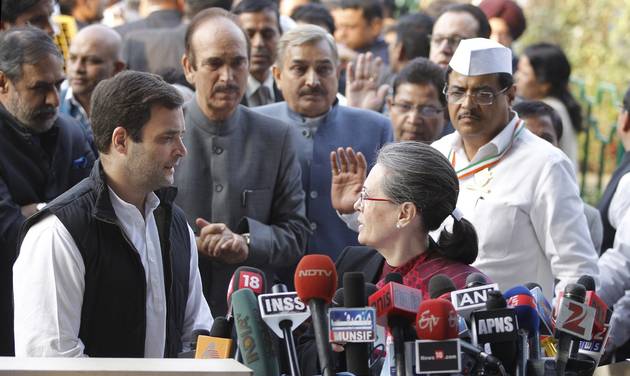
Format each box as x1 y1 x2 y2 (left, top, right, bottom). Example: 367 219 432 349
449 38 513 76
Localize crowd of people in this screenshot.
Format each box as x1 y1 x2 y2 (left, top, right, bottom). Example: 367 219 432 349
0 0 629 372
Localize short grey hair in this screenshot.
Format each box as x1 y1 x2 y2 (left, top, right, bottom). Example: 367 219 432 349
0 27 62 82
276 24 338 69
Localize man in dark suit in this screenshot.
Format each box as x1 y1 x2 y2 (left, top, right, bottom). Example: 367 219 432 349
0 27 95 355
233 0 284 107
114 0 183 38
175 8 309 316
598 86 630 253
255 25 393 260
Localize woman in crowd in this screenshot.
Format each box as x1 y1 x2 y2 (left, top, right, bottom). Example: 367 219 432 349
516 43 583 168
334 141 488 297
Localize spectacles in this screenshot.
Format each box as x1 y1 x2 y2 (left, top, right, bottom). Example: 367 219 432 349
391 102 444 117
358 187 393 209
430 35 465 47
443 86 510 106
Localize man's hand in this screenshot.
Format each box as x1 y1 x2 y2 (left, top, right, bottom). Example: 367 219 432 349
195 218 248 264
345 52 389 111
330 147 367 214
21 203 39 218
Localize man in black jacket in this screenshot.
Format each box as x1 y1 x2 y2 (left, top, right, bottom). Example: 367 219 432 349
14 70 213 357
0 27 95 356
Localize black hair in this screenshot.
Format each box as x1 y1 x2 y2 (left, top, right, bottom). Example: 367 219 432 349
0 27 62 82
624 86 630 112
395 12 434 61
232 0 281 33
58 0 75 15
522 43 583 132
513 100 564 141
90 70 184 153
184 7 250 68
0 0 55 22
439 3 491 38
185 0 233 17
291 3 335 35
336 0 383 23
393 57 446 107
377 141 478 265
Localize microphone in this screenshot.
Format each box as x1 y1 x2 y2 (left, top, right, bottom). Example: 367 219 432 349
415 299 459 340
555 283 596 376
416 298 503 375
450 279 499 320
258 283 310 376
525 282 554 336
341 272 371 376
576 276 611 369
231 288 280 375
195 317 233 359
428 274 456 300
332 283 378 307
504 285 540 374
227 266 267 316
471 290 518 376
294 255 337 376
368 273 423 376
465 272 488 288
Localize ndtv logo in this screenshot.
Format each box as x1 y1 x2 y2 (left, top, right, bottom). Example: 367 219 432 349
298 269 333 277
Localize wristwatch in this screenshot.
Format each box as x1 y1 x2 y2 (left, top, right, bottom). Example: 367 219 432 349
242 233 251 246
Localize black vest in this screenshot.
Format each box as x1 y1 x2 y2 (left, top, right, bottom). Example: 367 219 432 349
597 151 630 252
19 163 191 357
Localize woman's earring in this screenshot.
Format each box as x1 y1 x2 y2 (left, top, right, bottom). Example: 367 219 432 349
396 223 401 229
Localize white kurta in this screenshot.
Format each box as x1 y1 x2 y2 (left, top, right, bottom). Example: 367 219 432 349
598 173 630 348
431 114 599 301
13 188 213 357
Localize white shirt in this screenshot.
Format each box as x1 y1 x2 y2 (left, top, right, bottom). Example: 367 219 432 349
431 114 599 301
598 173 630 347
13 188 213 357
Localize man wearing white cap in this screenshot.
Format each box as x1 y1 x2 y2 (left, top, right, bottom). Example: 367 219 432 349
431 38 599 299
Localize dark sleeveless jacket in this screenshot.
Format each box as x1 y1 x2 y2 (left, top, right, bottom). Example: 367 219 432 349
597 151 630 252
19 163 191 357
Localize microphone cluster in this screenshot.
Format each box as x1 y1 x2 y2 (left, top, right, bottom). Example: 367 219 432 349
187 258 612 376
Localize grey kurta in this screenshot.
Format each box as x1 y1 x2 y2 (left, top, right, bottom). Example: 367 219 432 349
175 100 309 316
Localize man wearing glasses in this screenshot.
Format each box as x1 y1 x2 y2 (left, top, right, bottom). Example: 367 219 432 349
387 57 446 143
429 4 491 69
432 38 598 300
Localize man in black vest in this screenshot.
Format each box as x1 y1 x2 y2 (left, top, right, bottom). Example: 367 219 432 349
14 70 213 357
0 27 95 356
598 86 630 253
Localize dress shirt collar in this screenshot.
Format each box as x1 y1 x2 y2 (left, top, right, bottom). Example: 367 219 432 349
64 86 90 119
246 71 275 100
187 98 242 136
450 111 520 164
108 185 161 221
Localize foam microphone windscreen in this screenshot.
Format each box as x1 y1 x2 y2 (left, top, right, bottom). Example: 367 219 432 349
465 272 488 288
209 316 232 338
486 290 507 309
577 275 596 292
429 274 456 299
294 254 337 304
415 299 459 340
504 285 540 336
564 283 586 303
332 283 378 307
385 272 403 284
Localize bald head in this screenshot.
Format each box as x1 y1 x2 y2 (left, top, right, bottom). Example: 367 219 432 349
67 24 125 112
